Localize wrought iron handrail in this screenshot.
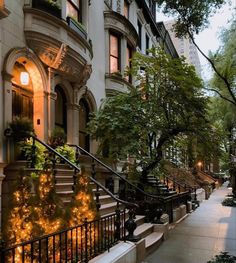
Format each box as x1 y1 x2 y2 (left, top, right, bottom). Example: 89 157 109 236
1 210 126 263
68 144 190 203
33 136 137 209
163 174 194 192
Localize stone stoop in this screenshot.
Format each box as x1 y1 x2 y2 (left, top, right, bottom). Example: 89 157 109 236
89 241 137 263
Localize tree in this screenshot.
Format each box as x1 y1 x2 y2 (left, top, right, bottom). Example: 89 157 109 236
155 0 236 105
88 48 210 181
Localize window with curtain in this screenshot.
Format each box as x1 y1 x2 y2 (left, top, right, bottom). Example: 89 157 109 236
66 0 81 22
109 33 120 73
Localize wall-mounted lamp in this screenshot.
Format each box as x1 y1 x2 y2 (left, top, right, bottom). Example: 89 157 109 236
20 71 29 85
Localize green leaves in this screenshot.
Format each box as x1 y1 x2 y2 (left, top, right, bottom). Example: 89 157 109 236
88 47 209 175
155 0 226 36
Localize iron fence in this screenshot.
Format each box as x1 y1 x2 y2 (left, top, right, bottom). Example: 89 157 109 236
0 210 126 263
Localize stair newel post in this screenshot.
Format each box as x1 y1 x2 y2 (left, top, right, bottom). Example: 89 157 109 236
114 202 121 241
124 206 140 242
178 184 181 193
95 184 101 212
30 136 36 168
84 218 88 263
75 147 80 166
72 168 77 193
51 152 57 184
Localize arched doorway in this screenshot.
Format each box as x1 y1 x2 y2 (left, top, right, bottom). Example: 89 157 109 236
79 99 90 152
55 85 67 133
11 62 33 120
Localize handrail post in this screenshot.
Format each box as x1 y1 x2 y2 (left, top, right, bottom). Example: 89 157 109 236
30 136 36 168
84 218 88 263
124 207 140 242
114 203 121 241
0 238 5 263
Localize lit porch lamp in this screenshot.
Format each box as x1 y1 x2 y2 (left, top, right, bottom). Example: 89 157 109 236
20 71 29 85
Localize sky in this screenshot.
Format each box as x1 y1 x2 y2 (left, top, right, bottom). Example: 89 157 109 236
157 1 236 80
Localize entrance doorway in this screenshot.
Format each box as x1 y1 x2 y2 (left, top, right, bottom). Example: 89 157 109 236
55 85 67 133
79 99 90 152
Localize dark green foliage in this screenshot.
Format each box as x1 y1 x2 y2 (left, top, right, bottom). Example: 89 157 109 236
207 252 236 263
49 127 67 148
88 47 209 179
8 117 34 142
222 197 236 207
155 0 226 36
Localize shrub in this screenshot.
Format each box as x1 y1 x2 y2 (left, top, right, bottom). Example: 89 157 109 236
7 117 33 141
222 197 236 207
49 127 66 148
207 252 236 263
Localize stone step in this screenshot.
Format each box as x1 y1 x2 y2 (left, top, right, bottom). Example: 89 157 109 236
55 182 73 192
99 202 118 217
134 223 153 239
145 232 164 255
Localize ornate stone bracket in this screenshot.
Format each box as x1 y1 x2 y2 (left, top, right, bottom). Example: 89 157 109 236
51 43 68 69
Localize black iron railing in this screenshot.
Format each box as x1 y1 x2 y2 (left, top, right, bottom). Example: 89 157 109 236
2 134 139 262
69 144 192 223
0 210 126 263
163 175 194 193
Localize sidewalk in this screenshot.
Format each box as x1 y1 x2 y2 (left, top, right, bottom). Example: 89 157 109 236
145 183 236 263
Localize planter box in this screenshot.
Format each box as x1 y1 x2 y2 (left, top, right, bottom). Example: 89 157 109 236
32 0 61 19
66 16 87 39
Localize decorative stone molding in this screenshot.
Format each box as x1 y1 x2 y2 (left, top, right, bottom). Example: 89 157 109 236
137 9 145 24
24 8 93 85
0 1 10 19
117 0 121 13
104 11 138 48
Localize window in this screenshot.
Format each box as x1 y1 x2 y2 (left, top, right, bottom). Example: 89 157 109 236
124 0 129 19
146 34 149 55
109 33 120 73
137 20 142 49
125 45 132 82
66 0 81 22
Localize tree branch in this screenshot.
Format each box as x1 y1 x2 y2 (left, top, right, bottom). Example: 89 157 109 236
203 87 236 106
187 30 236 105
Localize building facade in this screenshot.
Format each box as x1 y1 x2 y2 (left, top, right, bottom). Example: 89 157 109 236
0 0 178 233
165 20 202 76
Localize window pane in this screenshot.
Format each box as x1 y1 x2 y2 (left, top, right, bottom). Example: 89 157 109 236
126 47 130 67
67 1 79 21
124 1 129 18
110 57 119 73
110 35 118 57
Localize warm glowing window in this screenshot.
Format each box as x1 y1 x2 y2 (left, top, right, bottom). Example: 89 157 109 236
109 33 120 73
124 0 129 19
125 45 132 82
67 0 81 22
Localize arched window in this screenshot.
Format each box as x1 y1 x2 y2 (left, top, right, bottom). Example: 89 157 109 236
79 99 90 151
55 85 67 133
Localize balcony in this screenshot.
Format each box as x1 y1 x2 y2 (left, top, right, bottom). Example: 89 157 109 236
23 2 93 83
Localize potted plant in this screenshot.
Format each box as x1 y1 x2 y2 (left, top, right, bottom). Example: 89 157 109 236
32 0 61 19
5 117 34 160
48 127 66 148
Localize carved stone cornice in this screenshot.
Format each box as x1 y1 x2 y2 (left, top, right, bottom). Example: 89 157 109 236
104 11 138 48
24 8 93 85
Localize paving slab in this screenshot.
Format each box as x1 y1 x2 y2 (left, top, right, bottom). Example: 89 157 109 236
144 183 236 263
